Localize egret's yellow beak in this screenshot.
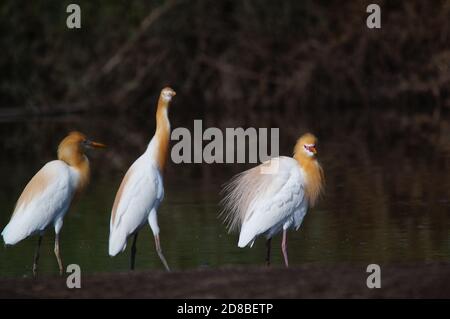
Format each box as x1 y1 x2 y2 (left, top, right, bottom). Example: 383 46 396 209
86 140 106 149
306 145 317 154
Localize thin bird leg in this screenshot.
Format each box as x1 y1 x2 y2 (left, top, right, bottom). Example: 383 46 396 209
281 229 289 267
32 235 43 278
130 232 138 271
154 234 170 272
266 238 272 266
54 233 64 276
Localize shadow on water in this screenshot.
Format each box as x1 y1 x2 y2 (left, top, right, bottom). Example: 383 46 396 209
0 109 449 277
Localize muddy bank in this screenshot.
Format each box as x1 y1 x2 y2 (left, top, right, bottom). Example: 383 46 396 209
1 262 450 298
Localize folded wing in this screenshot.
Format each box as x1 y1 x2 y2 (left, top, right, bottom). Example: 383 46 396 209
2 160 75 245
221 157 306 247
109 157 162 256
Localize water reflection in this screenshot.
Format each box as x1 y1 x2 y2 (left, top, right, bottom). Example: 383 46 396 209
0 114 449 277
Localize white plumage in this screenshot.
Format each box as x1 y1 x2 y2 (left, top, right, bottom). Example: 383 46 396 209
108 87 175 271
108 146 164 256
2 160 78 245
222 157 307 248
221 133 324 267
1 131 105 276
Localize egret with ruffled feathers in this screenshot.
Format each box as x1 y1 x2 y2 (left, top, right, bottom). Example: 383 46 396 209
221 133 324 267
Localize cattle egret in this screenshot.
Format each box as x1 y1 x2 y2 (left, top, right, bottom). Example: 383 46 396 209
1 131 106 276
221 133 324 267
108 87 176 271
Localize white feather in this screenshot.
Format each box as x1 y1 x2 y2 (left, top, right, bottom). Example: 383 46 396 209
108 143 164 256
1 160 79 245
221 156 308 248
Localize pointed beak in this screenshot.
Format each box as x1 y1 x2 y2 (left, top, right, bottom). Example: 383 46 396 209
308 145 317 155
86 140 106 149
172 91 176 97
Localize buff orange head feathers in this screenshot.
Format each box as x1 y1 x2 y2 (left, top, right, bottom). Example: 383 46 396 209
57 131 106 166
293 133 324 207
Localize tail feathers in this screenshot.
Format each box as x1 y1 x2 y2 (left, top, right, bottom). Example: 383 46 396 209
108 230 127 256
237 229 255 248
2 224 27 246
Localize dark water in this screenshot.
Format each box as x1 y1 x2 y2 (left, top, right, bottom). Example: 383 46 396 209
0 115 449 277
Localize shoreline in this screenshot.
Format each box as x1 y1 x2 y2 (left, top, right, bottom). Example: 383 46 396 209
1 262 450 298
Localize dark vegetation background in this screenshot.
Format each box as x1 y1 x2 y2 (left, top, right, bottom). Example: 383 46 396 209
0 1 449 279
0 0 449 171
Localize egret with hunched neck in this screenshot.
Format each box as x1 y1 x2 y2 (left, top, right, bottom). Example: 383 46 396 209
1 131 106 276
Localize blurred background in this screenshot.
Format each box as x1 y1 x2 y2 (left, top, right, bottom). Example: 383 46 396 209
0 0 449 277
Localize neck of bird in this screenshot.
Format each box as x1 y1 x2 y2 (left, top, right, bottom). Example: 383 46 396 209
152 97 171 172
58 148 90 194
294 152 324 207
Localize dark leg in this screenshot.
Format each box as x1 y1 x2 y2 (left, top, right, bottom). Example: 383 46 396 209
54 233 64 276
265 238 272 266
32 235 43 278
130 232 138 271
